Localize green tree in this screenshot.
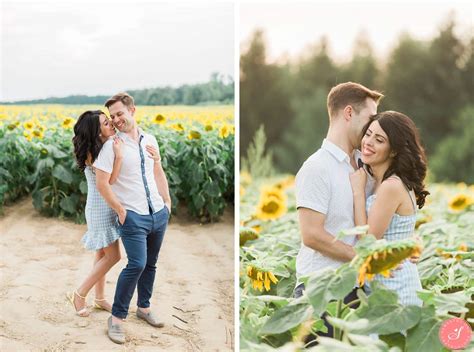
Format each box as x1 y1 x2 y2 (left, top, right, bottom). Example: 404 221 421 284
240 30 293 155
430 105 474 183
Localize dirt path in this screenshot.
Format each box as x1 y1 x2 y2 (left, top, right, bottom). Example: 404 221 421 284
0 198 234 351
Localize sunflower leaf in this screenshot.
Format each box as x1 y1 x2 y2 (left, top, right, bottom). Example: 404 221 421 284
305 265 358 317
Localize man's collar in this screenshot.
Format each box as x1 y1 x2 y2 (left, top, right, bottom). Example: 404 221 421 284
321 139 350 163
117 127 145 141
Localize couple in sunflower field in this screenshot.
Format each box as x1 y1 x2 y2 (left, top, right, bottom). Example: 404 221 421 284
69 92 171 344
294 82 429 342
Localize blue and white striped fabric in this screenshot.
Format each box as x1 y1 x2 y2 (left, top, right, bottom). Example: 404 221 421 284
80 166 121 251
365 181 423 307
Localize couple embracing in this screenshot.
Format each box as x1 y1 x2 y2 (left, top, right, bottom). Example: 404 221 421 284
294 82 429 341
69 92 171 344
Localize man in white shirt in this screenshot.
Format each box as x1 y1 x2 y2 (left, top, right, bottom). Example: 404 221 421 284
94 92 172 344
295 82 383 342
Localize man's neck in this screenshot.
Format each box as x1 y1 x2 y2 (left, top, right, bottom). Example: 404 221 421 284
125 125 140 142
326 125 354 157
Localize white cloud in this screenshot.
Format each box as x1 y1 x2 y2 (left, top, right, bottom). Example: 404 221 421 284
1 1 234 101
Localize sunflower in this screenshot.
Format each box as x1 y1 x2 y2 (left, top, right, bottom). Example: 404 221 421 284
23 131 32 141
187 130 201 140
219 124 230 139
356 240 422 286
274 175 296 189
240 227 259 246
170 123 184 132
436 244 469 261
415 213 432 229
204 123 213 131
448 194 474 212
7 123 17 130
246 265 278 292
153 114 166 124
260 185 287 203
32 129 44 139
61 117 74 129
254 194 287 221
23 120 34 130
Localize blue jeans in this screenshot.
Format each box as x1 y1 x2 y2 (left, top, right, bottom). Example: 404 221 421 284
112 207 169 319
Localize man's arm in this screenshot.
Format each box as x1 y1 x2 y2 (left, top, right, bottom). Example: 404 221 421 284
95 169 127 224
298 207 356 262
153 161 171 211
145 141 171 211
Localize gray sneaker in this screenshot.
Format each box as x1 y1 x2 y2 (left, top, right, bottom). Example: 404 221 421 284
136 308 165 328
107 316 125 344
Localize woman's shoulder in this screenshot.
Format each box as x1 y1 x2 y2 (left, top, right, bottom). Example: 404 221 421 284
379 175 406 196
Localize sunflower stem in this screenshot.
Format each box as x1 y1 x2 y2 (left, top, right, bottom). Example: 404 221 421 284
334 299 343 340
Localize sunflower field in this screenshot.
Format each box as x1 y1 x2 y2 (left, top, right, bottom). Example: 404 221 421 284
0 105 234 222
240 174 474 351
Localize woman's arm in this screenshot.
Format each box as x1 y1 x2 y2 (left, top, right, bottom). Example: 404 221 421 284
350 168 368 226
109 137 123 185
367 179 402 239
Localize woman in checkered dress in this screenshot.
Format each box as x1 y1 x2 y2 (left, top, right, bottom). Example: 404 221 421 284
350 111 429 307
68 110 123 317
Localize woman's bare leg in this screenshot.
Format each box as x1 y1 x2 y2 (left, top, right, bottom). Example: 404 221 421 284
94 249 106 299
74 241 121 311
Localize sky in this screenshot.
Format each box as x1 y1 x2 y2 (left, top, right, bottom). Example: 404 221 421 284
240 1 473 63
0 1 234 102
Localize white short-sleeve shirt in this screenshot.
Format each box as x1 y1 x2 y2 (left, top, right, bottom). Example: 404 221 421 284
295 139 374 277
93 129 165 215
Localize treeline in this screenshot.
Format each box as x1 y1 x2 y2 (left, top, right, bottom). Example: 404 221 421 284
240 16 474 183
2 73 234 106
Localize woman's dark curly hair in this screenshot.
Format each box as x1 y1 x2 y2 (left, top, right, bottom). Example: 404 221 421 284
362 111 430 208
72 110 105 172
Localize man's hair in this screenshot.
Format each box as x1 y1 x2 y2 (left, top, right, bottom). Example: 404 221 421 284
105 92 135 109
327 82 383 119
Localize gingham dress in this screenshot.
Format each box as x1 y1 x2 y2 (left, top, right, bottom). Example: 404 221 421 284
366 178 423 306
80 166 121 251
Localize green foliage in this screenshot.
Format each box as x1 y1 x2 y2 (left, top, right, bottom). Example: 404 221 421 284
241 125 274 179
0 129 38 211
0 122 234 223
240 178 474 350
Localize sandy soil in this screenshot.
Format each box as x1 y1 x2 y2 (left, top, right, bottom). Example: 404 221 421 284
0 197 234 351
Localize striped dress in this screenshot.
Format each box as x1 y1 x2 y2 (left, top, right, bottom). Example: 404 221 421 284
366 178 423 306
80 166 121 251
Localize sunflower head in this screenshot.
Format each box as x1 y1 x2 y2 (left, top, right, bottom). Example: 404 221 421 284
23 121 34 130
204 124 213 131
240 227 259 246
153 114 166 124
246 265 278 292
187 130 201 140
449 193 473 212
356 238 422 286
61 117 74 129
32 129 44 139
170 123 184 132
219 124 230 139
260 185 287 202
254 194 287 221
